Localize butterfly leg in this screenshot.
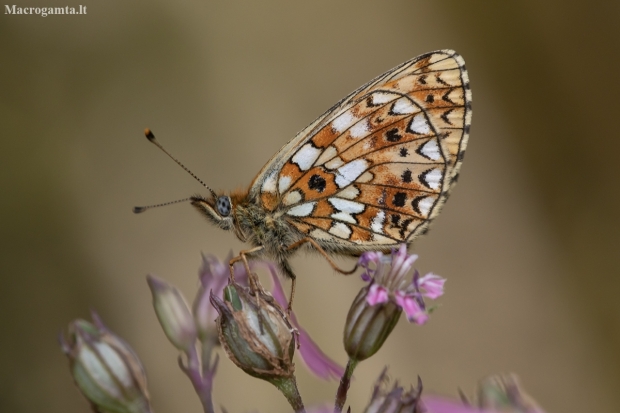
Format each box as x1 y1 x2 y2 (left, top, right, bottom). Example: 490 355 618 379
286 237 359 275
229 246 265 293
284 237 358 312
278 260 297 315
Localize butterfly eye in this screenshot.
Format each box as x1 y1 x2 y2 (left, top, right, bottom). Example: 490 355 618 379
216 196 232 217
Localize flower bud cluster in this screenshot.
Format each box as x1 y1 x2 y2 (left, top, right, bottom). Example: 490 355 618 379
147 253 247 351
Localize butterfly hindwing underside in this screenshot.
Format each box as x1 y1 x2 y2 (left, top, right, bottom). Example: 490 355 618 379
249 50 471 251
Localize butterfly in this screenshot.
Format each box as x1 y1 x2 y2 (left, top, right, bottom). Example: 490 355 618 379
138 50 471 307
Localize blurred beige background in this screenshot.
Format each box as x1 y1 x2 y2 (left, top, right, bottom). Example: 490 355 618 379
2 1 619 412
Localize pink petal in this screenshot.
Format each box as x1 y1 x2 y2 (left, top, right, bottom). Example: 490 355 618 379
258 261 289 309
366 284 389 306
297 327 345 380
358 251 383 267
419 273 446 300
261 261 345 380
390 244 409 274
395 292 428 325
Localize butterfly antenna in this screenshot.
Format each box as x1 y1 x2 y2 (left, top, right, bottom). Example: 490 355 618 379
143 128 218 200
133 198 192 214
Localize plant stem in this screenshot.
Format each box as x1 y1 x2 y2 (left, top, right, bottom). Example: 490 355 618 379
179 339 218 413
334 358 358 413
198 337 218 413
272 376 306 413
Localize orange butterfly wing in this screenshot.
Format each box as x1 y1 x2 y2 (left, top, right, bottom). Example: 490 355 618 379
249 50 471 249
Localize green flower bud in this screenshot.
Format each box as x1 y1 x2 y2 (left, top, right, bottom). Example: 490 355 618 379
60 314 152 413
343 285 402 362
210 282 296 381
147 274 197 352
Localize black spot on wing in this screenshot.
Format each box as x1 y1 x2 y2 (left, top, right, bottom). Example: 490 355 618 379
399 218 413 238
391 214 400 226
401 169 413 183
308 174 326 192
385 128 403 142
392 192 407 207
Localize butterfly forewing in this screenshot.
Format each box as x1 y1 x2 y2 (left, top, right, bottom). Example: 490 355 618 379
250 50 471 250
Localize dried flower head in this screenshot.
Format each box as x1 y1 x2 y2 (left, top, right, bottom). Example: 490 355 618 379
364 368 424 413
422 374 546 413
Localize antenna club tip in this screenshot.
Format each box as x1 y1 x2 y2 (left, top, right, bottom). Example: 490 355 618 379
144 128 155 141
133 206 146 214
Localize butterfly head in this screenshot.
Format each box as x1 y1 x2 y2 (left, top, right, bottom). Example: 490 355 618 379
191 193 235 231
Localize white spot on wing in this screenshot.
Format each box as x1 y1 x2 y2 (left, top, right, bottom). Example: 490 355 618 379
325 156 344 170
332 111 357 133
261 170 278 193
309 228 332 241
278 175 292 194
423 169 443 190
337 186 360 200
371 92 397 105
372 233 394 244
315 145 337 166
419 139 441 160
335 159 368 187
371 210 385 234
283 190 302 206
286 202 316 217
349 120 369 138
392 97 417 115
418 197 434 216
357 172 374 183
329 222 352 239
292 144 321 171
328 198 365 213
332 212 356 224
409 114 430 134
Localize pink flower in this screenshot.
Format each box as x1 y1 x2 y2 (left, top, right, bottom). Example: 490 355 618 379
367 284 389 305
419 273 446 299
358 244 446 325
395 291 429 325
